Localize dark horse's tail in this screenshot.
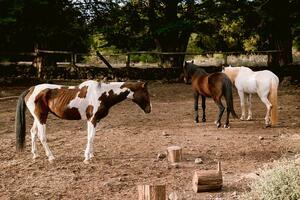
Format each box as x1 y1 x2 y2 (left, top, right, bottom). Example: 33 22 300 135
16 90 29 151
223 76 238 119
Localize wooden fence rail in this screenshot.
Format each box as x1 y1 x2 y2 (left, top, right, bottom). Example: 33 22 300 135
0 49 283 78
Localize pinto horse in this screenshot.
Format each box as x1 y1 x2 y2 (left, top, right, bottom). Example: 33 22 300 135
15 80 151 163
183 61 238 128
222 66 279 127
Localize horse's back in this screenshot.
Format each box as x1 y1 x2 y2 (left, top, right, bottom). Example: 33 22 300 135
236 68 279 94
25 84 62 104
192 72 227 97
24 83 89 121
255 70 279 83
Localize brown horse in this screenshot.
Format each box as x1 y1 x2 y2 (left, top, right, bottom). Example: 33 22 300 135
183 61 238 128
15 80 151 163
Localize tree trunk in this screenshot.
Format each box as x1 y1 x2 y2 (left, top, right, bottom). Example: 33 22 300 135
148 0 194 68
260 0 293 67
267 34 293 67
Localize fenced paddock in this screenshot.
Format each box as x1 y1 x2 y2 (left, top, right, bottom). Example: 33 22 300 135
0 49 300 199
0 80 299 199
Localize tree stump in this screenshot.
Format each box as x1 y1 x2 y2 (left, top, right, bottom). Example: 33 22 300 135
167 146 182 163
192 162 223 192
138 185 166 200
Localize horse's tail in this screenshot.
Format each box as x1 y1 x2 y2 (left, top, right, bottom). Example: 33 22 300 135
223 76 238 119
269 77 278 125
16 90 29 151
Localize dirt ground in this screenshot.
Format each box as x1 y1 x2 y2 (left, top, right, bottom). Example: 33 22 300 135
0 81 299 200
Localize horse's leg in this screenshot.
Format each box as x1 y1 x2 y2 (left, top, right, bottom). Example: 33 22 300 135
88 122 96 158
238 90 246 120
260 96 272 127
224 105 230 128
37 122 54 161
214 98 225 128
30 120 38 159
201 95 206 122
247 94 253 120
84 121 96 163
194 92 199 123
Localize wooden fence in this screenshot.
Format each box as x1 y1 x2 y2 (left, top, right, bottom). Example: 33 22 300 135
0 49 283 78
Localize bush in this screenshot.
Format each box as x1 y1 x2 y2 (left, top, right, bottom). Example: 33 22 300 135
130 54 158 63
240 158 300 200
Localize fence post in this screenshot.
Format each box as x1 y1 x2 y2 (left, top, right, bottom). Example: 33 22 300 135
223 53 228 66
126 53 131 67
71 53 76 66
33 47 43 78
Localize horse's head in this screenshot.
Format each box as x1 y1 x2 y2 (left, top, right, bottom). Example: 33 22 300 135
183 60 194 84
122 82 151 113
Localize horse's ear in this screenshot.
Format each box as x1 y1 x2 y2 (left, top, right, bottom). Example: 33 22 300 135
191 60 194 64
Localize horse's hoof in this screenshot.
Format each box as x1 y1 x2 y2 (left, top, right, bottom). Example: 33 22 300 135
83 160 90 164
247 116 252 121
224 124 230 128
202 118 206 122
265 124 271 128
194 118 199 123
32 154 38 159
240 117 245 121
89 153 95 158
216 123 221 128
48 157 55 163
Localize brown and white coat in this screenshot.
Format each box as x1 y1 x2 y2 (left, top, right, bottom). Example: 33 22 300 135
16 80 151 163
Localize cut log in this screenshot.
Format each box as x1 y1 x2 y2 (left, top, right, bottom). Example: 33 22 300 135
192 162 223 192
167 146 182 163
138 185 166 200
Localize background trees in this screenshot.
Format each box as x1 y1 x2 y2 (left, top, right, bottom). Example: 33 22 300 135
0 0 89 52
1 0 299 67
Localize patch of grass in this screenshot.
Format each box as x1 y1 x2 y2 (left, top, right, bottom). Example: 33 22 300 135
240 158 300 200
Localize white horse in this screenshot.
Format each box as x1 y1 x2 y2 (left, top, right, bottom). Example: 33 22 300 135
222 66 279 127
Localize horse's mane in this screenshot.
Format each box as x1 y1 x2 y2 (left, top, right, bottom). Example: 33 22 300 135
185 62 208 76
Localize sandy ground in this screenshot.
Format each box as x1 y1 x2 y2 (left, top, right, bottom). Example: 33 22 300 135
0 81 299 200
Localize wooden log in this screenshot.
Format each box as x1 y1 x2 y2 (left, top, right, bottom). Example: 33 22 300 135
96 51 114 71
167 146 182 163
138 185 166 200
192 162 223 193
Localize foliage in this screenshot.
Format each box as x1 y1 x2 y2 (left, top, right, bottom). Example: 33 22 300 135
186 33 203 53
240 158 300 200
243 35 260 52
0 0 90 52
1 0 300 67
130 54 158 63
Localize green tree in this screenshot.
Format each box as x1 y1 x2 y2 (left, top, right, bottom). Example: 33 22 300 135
89 0 197 68
255 0 300 66
0 0 89 52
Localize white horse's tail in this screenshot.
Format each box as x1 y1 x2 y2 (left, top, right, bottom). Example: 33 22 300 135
269 78 278 125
